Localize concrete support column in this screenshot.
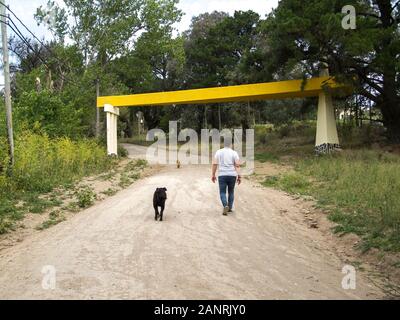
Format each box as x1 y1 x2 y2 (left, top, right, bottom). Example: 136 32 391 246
315 65 340 154
104 104 120 156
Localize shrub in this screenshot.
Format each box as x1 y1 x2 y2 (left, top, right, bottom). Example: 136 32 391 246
36 210 66 230
277 125 291 138
75 187 96 208
0 131 113 233
9 132 112 192
14 90 86 138
118 145 129 158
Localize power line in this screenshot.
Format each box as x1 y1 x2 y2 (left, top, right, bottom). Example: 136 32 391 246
0 0 48 46
1 17 49 71
1 17 84 90
0 4 87 90
0 1 79 70
4 16 45 63
0 2 72 72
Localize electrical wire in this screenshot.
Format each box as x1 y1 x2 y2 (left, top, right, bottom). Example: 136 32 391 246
0 2 77 76
0 7 88 90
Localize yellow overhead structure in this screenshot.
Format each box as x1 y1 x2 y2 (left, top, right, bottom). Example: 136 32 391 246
98 75 349 156
97 76 345 108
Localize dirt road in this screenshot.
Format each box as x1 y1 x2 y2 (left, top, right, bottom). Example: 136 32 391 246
0 145 382 299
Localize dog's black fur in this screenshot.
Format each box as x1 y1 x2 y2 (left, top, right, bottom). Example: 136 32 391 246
153 187 167 221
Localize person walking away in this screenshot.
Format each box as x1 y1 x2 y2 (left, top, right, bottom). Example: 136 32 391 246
211 140 241 215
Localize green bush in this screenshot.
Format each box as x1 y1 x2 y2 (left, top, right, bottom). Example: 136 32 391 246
14 90 86 138
338 123 385 148
0 131 113 233
75 187 96 208
36 210 66 230
8 131 112 192
254 124 274 145
277 125 291 138
118 145 129 157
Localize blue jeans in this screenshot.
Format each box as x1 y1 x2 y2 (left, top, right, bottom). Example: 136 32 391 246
218 176 237 209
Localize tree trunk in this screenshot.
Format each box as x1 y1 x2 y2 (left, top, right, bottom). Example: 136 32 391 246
355 96 360 127
95 77 100 138
380 78 400 143
376 0 400 143
204 105 208 129
218 104 222 130
123 108 134 138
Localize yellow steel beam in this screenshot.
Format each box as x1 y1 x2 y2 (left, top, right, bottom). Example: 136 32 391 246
97 76 347 108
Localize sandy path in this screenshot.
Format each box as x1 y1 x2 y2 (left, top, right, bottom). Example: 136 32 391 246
0 145 382 299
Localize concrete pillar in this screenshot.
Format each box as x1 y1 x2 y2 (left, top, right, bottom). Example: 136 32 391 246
315 65 340 154
104 104 119 156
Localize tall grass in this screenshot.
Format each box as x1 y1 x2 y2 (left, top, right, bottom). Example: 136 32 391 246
0 131 113 233
296 151 400 252
259 122 400 253
7 132 111 192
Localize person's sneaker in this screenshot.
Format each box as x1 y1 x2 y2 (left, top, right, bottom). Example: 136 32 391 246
223 206 229 215
228 208 233 213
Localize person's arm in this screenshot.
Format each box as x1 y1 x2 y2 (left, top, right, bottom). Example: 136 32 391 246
212 163 218 183
234 153 241 185
211 151 218 183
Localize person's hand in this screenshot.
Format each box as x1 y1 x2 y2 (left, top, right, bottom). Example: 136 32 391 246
237 175 242 185
212 175 217 183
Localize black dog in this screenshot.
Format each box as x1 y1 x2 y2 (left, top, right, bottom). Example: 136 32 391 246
153 187 167 221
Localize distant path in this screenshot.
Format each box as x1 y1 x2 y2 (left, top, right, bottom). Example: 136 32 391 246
0 145 382 299
122 143 150 160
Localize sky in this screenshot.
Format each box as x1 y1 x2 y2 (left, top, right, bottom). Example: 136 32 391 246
9 0 278 39
176 0 278 32
2 0 279 86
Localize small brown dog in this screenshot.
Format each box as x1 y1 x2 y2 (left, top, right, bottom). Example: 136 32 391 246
176 160 181 169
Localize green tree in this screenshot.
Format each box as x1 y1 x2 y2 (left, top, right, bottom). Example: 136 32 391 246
14 90 85 137
35 0 182 65
35 0 182 135
183 11 229 88
110 24 185 133
261 0 400 142
183 11 261 129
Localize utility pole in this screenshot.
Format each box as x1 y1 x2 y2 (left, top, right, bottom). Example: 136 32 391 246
95 77 100 137
1 2 14 168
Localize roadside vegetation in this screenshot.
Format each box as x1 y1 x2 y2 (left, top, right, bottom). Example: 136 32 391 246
0 0 398 260
255 121 400 253
0 131 114 233
0 129 149 235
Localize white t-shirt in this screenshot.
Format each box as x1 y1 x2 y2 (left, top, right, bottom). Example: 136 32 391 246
213 147 240 177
